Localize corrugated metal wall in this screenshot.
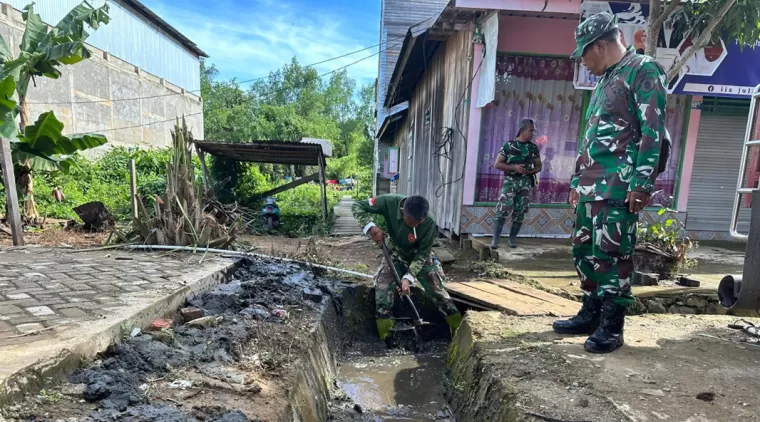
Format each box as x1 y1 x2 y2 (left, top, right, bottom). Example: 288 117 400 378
686 109 752 232
393 31 473 235
377 0 447 131
4 0 200 92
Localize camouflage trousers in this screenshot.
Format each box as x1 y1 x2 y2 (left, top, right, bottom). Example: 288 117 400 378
374 254 459 320
572 201 637 307
495 176 533 225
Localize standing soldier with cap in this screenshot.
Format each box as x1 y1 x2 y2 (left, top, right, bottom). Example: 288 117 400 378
490 119 542 249
552 12 668 354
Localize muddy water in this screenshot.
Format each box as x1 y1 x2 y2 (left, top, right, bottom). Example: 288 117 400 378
336 344 453 422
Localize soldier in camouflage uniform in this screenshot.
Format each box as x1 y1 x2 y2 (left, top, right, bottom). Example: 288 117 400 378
552 13 667 354
352 194 462 341
491 119 543 249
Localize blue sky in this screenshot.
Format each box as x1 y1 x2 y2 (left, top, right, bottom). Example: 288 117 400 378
141 0 381 88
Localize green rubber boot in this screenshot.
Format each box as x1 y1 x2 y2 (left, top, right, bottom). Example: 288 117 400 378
445 313 463 338
376 318 395 340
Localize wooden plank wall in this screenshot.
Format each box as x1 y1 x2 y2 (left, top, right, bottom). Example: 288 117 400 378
377 0 448 131
392 30 474 235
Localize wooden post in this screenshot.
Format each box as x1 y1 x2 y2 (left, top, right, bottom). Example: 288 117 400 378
128 159 138 220
318 154 327 223
197 147 210 194
0 137 23 246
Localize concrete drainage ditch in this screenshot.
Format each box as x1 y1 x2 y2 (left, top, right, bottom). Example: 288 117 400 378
0 258 463 422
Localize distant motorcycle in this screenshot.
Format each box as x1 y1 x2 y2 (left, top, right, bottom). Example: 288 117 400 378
261 197 280 231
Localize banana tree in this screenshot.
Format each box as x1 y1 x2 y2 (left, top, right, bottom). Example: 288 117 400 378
0 2 110 219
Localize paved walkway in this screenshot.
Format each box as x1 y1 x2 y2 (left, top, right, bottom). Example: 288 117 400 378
332 196 362 236
0 246 236 404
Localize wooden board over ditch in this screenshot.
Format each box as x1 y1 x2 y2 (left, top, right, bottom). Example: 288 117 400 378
446 279 580 317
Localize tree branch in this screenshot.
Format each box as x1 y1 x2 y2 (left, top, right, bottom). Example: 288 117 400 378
666 0 737 80
653 0 681 30
646 0 663 56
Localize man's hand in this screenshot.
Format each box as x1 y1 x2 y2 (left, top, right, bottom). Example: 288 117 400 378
568 189 579 209
398 279 411 296
368 226 384 245
512 165 528 175
626 191 651 213
399 274 414 296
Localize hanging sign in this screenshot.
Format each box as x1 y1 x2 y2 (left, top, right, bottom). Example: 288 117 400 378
572 1 729 95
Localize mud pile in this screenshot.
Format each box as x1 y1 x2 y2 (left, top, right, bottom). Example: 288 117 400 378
4 258 345 422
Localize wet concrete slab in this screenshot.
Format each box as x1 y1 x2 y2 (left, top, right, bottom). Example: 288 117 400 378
447 311 760 422
471 237 745 294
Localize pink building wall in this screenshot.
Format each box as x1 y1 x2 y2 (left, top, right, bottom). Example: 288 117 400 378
497 16 578 55
462 16 578 204
676 96 703 212
455 0 581 15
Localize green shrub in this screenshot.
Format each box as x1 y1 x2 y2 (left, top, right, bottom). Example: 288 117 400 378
26 147 344 236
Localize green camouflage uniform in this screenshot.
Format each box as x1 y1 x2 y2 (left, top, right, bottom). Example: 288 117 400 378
352 194 461 339
570 43 667 307
496 139 540 225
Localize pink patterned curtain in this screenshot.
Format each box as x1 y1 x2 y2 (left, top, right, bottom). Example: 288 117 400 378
474 54 688 206
475 55 584 203
651 95 687 209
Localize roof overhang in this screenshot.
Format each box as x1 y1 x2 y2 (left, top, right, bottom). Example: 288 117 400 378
384 3 484 109
194 140 328 166
122 0 208 58
376 104 409 142
383 30 443 108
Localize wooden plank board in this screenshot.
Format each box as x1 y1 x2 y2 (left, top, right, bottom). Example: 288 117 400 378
479 279 580 311
446 281 580 317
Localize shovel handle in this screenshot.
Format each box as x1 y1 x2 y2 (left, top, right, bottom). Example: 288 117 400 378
381 242 424 325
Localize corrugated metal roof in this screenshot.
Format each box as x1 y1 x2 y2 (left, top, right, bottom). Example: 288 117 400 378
194 141 325 166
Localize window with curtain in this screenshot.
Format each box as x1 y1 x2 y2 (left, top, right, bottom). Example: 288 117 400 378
474 54 688 206
475 55 584 203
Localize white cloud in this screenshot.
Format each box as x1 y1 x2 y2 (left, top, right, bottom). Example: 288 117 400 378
143 0 380 87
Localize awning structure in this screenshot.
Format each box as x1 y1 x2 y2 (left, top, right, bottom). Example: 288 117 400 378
193 140 330 166
376 106 409 142
193 139 331 221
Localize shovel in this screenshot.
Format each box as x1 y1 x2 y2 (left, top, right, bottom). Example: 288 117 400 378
380 242 429 330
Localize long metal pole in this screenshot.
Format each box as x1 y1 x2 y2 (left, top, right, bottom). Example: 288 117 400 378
730 192 760 311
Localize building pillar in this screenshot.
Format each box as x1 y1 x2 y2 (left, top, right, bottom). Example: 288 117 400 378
462 42 484 206
676 96 703 212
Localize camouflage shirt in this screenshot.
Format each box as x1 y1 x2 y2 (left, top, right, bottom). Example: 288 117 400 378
500 139 540 178
351 194 437 276
570 47 667 203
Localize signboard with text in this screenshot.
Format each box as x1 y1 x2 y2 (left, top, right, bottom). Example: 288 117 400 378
573 1 742 96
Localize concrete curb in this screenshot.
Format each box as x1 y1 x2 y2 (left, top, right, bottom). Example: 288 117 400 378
0 257 242 407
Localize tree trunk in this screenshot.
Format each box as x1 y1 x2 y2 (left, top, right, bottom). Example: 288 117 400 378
19 94 28 130
666 0 737 80
17 96 38 220
646 0 662 57
646 0 681 57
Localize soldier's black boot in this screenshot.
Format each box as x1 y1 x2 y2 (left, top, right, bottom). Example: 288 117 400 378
508 223 522 248
490 220 505 249
584 300 626 354
552 294 601 335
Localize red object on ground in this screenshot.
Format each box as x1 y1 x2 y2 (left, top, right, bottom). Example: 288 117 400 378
180 307 203 322
149 318 173 331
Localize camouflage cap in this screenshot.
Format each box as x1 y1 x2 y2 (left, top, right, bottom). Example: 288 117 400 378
571 12 619 59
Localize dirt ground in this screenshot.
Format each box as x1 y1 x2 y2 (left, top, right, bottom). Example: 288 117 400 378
1 258 346 422
461 311 760 422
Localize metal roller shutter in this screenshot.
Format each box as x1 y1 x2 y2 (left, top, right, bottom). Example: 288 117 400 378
686 99 752 232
